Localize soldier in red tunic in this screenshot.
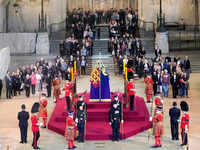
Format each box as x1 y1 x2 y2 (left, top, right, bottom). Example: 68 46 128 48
64 80 73 111
180 101 190 146
152 110 164 148
144 76 154 103
65 111 77 149
154 95 163 114
53 77 61 103
39 93 48 128
31 102 41 149
127 78 136 110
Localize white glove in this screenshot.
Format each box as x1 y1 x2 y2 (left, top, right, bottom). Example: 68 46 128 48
40 122 43 127
121 120 124 124
149 117 152 121
75 118 78 123
161 99 164 104
109 122 112 125
185 125 188 133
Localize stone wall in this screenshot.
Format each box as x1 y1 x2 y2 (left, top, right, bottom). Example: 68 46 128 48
0 33 36 54
8 0 66 32
138 0 196 25
0 0 6 32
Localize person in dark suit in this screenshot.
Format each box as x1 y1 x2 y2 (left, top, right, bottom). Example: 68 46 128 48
170 72 179 98
152 71 158 95
169 102 180 140
18 104 29 144
5 72 12 99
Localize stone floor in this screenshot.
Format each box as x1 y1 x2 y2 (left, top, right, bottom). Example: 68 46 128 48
1 51 200 150
1 74 200 150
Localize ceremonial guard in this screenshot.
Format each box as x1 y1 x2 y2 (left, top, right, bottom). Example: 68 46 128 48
76 96 87 110
75 105 88 143
64 80 73 111
39 93 48 128
109 103 123 142
65 111 77 149
111 95 122 111
152 110 164 148
31 102 41 149
127 78 135 110
180 101 190 146
169 101 180 140
53 77 61 103
144 76 154 103
153 94 163 114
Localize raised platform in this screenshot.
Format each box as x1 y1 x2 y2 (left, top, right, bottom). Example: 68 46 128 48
48 92 152 140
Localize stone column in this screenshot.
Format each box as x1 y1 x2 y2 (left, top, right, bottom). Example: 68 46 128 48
194 0 199 25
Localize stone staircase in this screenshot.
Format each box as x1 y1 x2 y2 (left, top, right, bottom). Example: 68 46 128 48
190 56 200 73
139 29 155 58
87 27 115 75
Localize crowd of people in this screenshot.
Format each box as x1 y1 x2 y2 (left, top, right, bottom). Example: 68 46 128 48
3 7 191 150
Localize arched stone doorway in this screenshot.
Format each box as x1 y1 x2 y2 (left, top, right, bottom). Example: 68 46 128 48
66 0 138 12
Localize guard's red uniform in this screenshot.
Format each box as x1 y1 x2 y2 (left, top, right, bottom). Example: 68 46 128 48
154 96 163 114
65 117 75 149
153 113 164 147
64 82 73 97
180 113 189 144
127 81 135 96
31 114 40 148
39 98 48 127
144 77 154 103
128 81 136 110
53 78 61 102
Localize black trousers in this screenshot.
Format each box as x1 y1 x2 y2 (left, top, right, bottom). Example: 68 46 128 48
20 126 28 142
170 120 179 140
0 83 2 98
31 85 35 95
25 87 30 97
78 123 85 142
130 95 135 110
46 85 51 97
181 129 188 145
81 66 86 75
66 96 71 111
6 86 12 99
172 85 178 98
112 122 120 141
32 131 40 148
153 84 157 95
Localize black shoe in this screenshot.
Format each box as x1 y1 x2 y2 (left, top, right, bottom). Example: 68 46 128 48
181 143 186 146
158 145 162 147
151 145 159 148
24 141 27 143
19 141 23 144
33 146 40 149
73 146 77 149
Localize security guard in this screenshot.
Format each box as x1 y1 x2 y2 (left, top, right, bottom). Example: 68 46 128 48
76 105 88 143
169 101 180 140
109 103 123 142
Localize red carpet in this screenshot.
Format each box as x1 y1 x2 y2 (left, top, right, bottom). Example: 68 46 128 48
48 92 152 140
